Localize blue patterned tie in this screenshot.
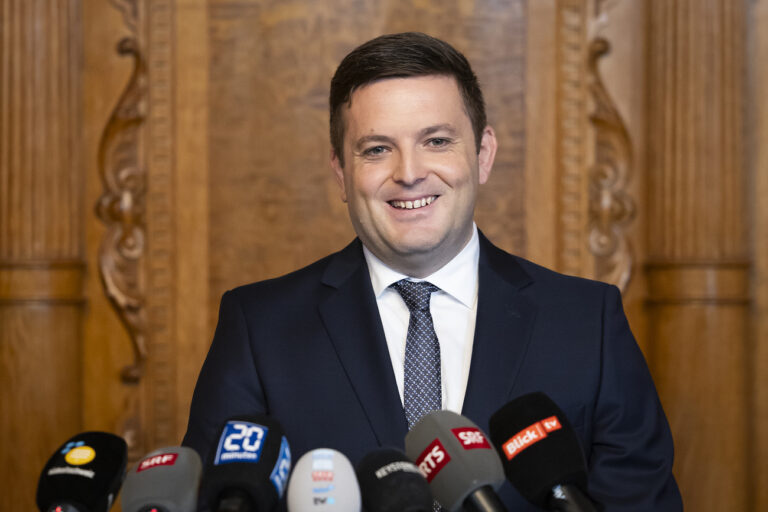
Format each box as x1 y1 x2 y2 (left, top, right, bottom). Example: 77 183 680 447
392 279 442 430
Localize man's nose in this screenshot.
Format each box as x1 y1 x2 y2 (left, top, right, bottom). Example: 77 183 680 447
391 150 426 185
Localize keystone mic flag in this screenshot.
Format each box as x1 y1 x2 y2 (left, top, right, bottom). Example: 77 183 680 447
355 447 433 512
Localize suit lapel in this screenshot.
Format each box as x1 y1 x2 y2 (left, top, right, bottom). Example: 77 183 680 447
461 233 538 429
318 240 408 448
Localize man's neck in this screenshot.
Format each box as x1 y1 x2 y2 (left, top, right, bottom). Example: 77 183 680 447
365 227 478 279
363 225 480 292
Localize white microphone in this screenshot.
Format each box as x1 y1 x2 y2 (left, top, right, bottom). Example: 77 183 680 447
287 448 361 511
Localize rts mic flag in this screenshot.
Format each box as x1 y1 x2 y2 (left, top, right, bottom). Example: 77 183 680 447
405 410 506 512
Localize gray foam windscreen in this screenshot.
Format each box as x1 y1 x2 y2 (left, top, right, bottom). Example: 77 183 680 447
405 411 505 512
121 446 202 512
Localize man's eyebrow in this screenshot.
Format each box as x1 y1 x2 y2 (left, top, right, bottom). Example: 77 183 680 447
419 123 458 138
353 134 395 151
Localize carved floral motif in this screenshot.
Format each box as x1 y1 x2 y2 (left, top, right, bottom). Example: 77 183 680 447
587 38 636 292
96 31 147 461
108 0 139 33
96 37 147 383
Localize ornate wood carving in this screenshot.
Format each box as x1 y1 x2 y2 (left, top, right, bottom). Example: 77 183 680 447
96 36 148 384
99 0 178 455
108 0 139 33
586 38 635 292
96 4 147 460
555 0 589 278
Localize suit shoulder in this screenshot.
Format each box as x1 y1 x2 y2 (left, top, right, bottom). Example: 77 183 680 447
515 255 613 294
487 246 617 311
480 233 614 301
223 250 339 305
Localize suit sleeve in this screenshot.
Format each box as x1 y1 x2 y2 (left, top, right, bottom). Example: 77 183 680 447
587 285 683 511
182 290 268 463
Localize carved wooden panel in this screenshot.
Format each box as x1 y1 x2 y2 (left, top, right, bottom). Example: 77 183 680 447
97 0 180 459
98 0 148 462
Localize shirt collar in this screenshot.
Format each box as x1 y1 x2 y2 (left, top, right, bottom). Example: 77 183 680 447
363 224 480 308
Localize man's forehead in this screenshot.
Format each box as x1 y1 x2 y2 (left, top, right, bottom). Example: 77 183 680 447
344 74 461 108
341 75 468 135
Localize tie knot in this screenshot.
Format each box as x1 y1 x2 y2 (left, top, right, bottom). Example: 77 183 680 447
392 279 439 313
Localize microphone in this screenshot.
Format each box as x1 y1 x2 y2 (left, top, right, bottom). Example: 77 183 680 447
286 448 361 511
404 411 507 512
36 431 127 512
121 446 202 512
488 392 600 512
198 416 292 512
355 448 432 512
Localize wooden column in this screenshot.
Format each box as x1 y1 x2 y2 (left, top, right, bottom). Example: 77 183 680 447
0 1 84 510
754 3 768 510
646 0 750 510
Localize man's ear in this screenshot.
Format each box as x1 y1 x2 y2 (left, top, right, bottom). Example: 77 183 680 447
477 126 498 185
330 149 348 202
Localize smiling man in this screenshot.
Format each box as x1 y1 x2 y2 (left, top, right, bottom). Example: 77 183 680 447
330 73 496 278
184 33 682 511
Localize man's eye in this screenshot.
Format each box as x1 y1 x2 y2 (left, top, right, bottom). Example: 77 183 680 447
427 138 451 148
363 146 388 156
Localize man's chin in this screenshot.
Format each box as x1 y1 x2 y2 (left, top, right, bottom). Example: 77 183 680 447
389 238 453 268
388 235 445 258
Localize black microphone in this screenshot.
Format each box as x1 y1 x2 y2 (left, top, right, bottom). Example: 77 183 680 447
488 392 600 512
36 431 127 512
404 411 507 512
287 448 361 511
198 416 292 512
355 448 432 512
121 446 202 512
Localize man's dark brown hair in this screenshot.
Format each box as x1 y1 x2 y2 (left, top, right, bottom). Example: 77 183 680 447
329 32 487 167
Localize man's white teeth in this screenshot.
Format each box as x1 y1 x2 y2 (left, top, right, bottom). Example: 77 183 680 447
391 196 436 210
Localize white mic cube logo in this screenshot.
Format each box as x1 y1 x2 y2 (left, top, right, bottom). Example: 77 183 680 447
214 421 267 465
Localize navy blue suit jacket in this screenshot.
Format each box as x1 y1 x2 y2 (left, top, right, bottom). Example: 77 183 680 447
183 233 682 510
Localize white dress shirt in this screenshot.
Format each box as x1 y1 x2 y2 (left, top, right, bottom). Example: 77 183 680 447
362 225 480 414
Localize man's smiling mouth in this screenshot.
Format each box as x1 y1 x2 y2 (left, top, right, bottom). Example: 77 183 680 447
388 195 438 210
